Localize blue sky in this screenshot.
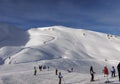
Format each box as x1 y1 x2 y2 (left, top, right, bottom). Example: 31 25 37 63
0 0 120 35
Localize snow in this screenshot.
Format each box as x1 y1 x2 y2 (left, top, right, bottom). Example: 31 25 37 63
0 24 120 84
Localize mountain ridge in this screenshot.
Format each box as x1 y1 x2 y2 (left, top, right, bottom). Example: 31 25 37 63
0 24 119 73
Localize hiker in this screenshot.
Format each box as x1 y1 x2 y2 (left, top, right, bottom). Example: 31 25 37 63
90 66 95 81
103 66 109 83
58 72 63 84
117 62 120 82
34 66 37 76
111 66 116 77
55 68 58 75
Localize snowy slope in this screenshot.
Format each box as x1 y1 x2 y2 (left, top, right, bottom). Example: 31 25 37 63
0 23 29 64
0 24 120 84
8 26 120 67
0 25 120 69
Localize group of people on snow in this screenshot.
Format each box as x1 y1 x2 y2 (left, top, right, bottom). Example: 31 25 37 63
33 62 120 84
90 62 120 83
55 68 64 84
34 65 50 76
34 66 63 84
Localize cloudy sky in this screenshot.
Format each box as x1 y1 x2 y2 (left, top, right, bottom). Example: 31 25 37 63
0 0 120 35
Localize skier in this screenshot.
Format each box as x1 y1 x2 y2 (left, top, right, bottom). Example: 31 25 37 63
71 68 73 72
55 68 58 75
34 66 37 76
103 66 109 83
103 66 109 76
111 66 116 77
90 66 95 81
58 72 63 84
83 33 86 36
39 65 42 71
47 66 49 71
117 62 120 82
43 65 46 70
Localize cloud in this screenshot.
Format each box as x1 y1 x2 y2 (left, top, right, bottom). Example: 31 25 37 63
0 0 120 35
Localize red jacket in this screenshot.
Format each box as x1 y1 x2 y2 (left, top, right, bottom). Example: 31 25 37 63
103 66 109 75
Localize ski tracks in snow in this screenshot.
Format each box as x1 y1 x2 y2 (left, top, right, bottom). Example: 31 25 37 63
64 79 87 84
5 35 57 64
43 35 56 45
5 48 25 64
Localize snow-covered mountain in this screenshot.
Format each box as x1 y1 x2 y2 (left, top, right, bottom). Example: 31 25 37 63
0 24 120 84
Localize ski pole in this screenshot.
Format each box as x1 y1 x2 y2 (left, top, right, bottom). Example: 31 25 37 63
106 75 109 82
62 77 65 84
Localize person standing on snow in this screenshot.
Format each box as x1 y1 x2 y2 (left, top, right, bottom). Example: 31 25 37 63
47 66 49 71
103 66 109 76
55 68 58 75
34 66 37 76
71 68 73 72
103 66 109 83
58 72 63 84
39 65 42 71
111 66 116 77
90 66 95 81
117 62 120 82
